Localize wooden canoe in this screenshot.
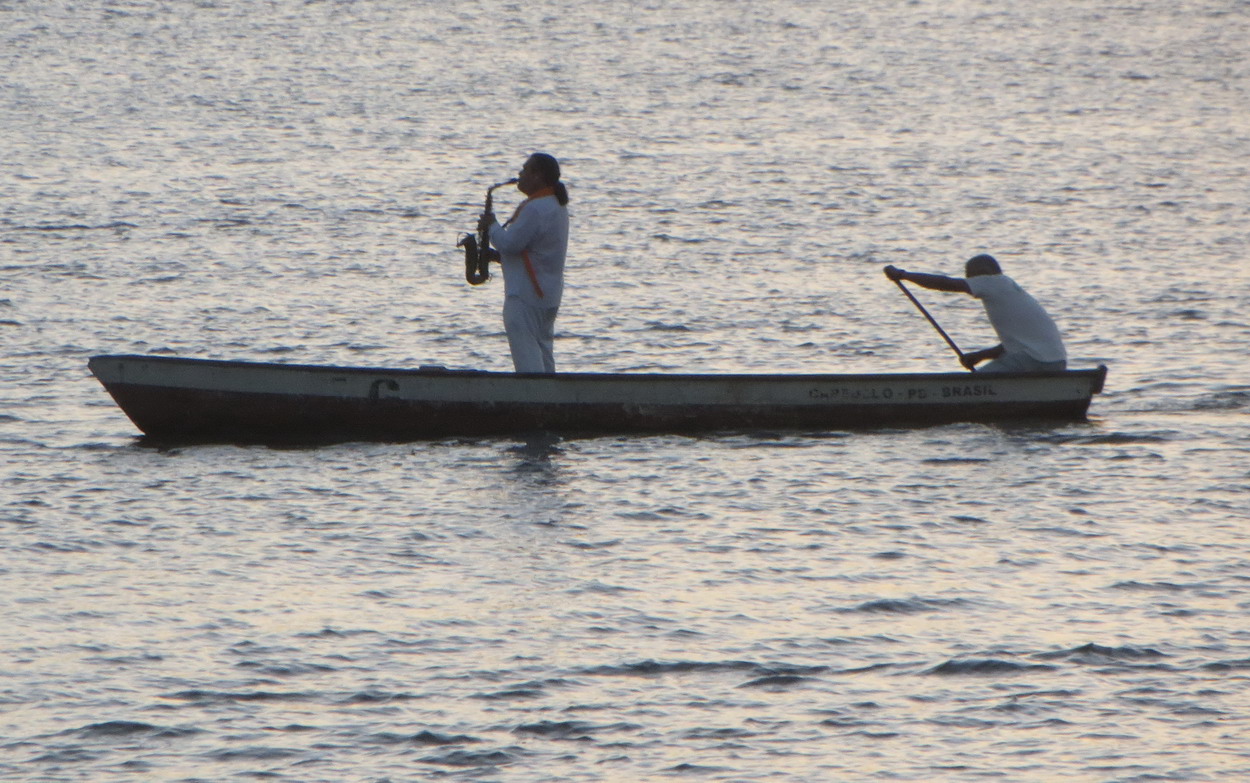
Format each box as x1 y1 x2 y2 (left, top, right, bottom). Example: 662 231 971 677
88 354 1107 444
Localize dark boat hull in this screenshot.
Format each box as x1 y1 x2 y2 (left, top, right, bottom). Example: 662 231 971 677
88 355 1107 444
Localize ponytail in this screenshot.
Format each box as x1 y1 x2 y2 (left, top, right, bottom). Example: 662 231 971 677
553 181 569 206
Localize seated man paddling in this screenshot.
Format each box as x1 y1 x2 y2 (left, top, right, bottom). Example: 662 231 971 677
884 255 1067 373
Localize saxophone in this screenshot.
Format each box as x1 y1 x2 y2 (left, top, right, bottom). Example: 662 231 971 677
457 178 518 285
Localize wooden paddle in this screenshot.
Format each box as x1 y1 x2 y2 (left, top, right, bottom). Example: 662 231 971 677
890 277 975 372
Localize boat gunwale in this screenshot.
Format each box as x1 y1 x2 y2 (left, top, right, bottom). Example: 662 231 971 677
89 354 1109 389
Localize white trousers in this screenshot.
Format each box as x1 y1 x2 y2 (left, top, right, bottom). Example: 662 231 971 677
981 351 1066 373
503 296 558 373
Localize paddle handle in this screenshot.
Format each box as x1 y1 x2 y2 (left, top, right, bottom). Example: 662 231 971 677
892 278 974 372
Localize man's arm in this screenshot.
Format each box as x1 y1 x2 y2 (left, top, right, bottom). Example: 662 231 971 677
883 265 971 294
487 204 542 254
960 345 1003 370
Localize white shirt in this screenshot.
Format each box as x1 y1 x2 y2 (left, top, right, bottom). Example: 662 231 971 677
488 194 568 309
966 274 1066 362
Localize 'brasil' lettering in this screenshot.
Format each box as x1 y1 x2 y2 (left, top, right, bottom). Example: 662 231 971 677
941 385 997 398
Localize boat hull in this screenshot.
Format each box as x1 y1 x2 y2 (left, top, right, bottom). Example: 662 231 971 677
88 355 1107 444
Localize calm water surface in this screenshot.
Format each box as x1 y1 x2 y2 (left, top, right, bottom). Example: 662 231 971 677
3 1 1249 781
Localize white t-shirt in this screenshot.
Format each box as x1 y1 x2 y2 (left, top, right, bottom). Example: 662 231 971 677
966 274 1066 362
488 194 568 309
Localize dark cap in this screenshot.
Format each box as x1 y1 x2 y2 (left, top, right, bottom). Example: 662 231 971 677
965 254 1001 277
